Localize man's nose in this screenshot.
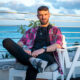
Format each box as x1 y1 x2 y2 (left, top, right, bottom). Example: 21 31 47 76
42 15 46 19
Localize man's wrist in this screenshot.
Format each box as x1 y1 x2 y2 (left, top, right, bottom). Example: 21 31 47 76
43 46 47 53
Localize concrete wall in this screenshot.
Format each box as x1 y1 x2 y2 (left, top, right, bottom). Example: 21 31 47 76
0 70 23 80
0 70 48 80
0 70 9 80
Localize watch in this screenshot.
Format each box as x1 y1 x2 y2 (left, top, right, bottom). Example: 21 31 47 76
43 46 47 53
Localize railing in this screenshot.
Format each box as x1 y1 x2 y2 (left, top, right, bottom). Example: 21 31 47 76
0 11 80 59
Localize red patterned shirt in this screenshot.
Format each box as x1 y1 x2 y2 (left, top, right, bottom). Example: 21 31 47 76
19 25 63 74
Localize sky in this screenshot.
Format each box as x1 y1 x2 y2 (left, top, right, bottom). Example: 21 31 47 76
0 0 80 26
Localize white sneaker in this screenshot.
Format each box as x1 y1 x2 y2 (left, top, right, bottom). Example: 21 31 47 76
31 58 48 72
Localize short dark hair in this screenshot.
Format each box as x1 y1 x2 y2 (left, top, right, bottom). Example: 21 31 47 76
37 6 49 12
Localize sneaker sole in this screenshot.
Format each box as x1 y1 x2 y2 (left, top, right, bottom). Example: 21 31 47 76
38 60 48 72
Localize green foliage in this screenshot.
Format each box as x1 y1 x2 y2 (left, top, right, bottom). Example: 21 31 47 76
2 52 9 59
2 54 5 59
2 52 14 59
73 42 80 51
17 25 26 34
52 23 55 26
73 41 80 46
28 20 40 28
68 42 80 52
17 20 40 34
17 20 53 35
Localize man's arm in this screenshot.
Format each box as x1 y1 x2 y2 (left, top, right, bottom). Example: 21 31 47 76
31 43 61 57
45 43 62 52
17 41 31 55
45 27 62 52
32 27 63 57
17 41 24 47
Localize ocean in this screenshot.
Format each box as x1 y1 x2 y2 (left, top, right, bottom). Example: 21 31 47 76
0 26 80 52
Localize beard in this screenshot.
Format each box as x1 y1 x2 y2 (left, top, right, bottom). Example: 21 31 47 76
40 19 49 25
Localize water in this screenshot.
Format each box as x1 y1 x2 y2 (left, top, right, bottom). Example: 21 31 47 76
0 26 80 53
59 27 80 46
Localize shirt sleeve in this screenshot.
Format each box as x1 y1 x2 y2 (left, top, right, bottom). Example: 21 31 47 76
19 33 26 45
55 28 63 46
18 29 30 45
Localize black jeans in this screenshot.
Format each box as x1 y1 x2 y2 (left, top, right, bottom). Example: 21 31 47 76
2 38 55 80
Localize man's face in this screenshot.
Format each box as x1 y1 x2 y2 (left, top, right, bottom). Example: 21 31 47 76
37 10 50 25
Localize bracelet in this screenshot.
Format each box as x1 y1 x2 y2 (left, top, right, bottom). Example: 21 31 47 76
43 46 47 53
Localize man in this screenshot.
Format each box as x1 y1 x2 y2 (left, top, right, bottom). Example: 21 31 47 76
2 6 63 80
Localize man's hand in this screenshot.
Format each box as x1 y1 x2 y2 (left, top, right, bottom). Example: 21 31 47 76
23 49 31 55
17 41 23 47
31 48 44 57
17 41 32 55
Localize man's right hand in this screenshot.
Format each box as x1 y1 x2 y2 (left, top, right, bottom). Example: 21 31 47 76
17 41 32 55
23 49 31 55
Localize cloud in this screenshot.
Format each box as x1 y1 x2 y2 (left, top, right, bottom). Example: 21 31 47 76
0 7 16 12
0 0 80 26
1 0 80 14
0 7 25 19
74 9 80 15
0 0 45 7
56 0 80 2
11 0 36 7
0 0 47 13
0 0 11 3
55 0 80 10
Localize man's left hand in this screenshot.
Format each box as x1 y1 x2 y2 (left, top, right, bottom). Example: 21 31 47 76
31 48 44 57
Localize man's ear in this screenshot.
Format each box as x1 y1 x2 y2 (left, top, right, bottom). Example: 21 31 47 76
49 12 50 17
37 14 39 19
